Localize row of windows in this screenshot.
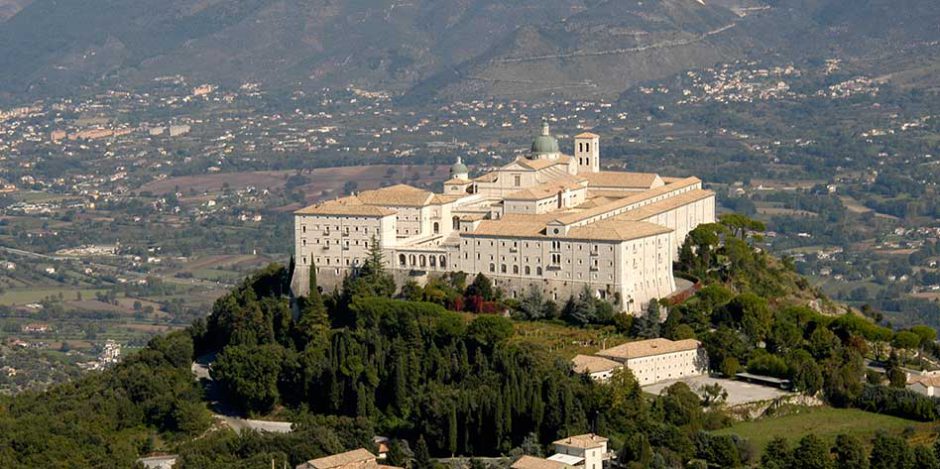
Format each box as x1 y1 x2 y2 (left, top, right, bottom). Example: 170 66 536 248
483 263 617 282
302 224 380 235
301 238 370 249
304 257 363 267
464 239 617 252
398 254 447 269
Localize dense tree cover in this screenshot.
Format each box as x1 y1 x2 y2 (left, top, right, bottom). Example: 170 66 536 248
194 263 602 460
190 257 756 466
756 430 940 469
0 331 211 467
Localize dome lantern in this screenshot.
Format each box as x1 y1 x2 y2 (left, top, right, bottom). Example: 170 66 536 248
530 118 560 157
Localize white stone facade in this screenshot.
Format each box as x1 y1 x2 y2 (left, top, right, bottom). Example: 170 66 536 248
595 338 708 386
291 124 716 314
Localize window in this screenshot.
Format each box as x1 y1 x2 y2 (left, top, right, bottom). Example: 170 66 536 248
489 263 495 272
514 174 521 187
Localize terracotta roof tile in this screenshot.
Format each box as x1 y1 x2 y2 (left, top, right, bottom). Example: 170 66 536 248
511 456 572 469
304 449 377 469
565 220 671 241
597 338 701 361
571 354 622 374
617 189 714 221
356 184 434 207
505 179 586 201
581 171 663 190
295 196 397 217
552 434 609 449
552 177 702 226
909 375 940 387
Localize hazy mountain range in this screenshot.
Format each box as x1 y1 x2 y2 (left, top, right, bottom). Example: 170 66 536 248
0 0 936 101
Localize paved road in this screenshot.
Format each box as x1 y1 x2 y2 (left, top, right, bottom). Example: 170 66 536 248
192 355 293 434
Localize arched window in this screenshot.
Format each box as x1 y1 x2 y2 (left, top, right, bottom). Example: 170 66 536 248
513 265 519 274
419 255 426 267
429 256 436 267
452 216 460 230
440 256 446 268
489 263 495 272
433 222 440 234
501 264 507 273
536 267 543 276
524 266 531 275
410 255 416 266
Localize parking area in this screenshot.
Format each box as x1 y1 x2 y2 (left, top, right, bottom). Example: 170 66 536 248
642 375 791 405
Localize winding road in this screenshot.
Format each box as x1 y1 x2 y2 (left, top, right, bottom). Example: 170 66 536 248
192 354 293 434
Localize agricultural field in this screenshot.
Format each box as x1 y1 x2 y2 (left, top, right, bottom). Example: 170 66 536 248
712 406 935 455
141 164 450 203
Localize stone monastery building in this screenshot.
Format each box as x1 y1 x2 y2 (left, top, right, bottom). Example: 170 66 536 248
291 121 715 313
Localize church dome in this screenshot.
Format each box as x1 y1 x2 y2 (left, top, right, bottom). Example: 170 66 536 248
531 120 559 156
450 157 468 176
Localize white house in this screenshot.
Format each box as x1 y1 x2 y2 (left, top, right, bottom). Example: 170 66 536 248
550 434 613 469
907 375 940 397
595 338 708 386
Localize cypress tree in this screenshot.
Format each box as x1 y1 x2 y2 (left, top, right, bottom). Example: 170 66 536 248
296 256 329 346
448 404 458 457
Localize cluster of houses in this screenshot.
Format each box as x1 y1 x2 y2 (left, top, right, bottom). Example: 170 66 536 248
292 433 613 469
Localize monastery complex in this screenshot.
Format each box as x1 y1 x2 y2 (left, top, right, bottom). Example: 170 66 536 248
291 121 716 314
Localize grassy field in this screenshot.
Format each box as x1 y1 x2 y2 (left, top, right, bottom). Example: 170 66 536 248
510 320 627 358
0 288 108 305
713 406 935 454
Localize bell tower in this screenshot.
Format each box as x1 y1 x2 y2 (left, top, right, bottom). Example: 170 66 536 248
575 132 600 173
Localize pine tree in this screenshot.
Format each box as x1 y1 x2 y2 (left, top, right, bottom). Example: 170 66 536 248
761 436 792 469
386 440 414 468
790 434 832 469
414 436 433 469
833 434 868 469
345 235 396 298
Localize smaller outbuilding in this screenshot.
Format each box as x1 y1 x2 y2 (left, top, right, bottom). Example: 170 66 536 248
908 375 940 397
571 354 622 381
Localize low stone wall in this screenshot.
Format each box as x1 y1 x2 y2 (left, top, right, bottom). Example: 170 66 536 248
726 394 825 421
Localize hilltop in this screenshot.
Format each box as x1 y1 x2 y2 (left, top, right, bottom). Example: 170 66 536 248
3 214 939 467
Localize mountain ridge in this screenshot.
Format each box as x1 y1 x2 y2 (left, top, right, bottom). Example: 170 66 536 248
0 0 935 101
